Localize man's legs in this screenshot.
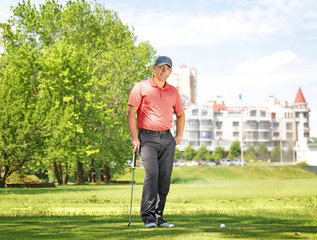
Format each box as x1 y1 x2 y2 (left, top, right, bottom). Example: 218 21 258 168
139 133 176 225
155 133 175 224
140 133 160 224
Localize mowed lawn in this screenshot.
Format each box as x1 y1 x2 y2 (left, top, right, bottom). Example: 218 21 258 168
0 165 317 240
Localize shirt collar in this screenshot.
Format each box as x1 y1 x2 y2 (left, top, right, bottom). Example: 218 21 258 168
150 76 170 89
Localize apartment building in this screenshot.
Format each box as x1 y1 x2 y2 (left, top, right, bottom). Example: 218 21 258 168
168 65 197 105
172 88 310 155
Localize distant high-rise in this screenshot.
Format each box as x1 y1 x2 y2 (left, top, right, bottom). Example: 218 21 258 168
168 65 197 106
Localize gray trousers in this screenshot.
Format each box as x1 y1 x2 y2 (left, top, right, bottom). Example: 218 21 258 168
139 131 176 224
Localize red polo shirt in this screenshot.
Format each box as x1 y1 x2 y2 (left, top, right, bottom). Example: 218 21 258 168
128 77 184 131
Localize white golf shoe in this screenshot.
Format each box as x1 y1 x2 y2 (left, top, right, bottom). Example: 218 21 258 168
144 222 157 228
158 222 174 228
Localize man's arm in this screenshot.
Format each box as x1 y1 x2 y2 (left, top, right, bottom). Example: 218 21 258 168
174 112 185 145
126 105 140 153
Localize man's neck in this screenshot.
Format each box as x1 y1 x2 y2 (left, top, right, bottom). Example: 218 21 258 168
153 76 166 89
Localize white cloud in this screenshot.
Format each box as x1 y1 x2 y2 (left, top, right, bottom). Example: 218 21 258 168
196 51 317 106
112 0 317 48
126 12 280 47
235 50 301 75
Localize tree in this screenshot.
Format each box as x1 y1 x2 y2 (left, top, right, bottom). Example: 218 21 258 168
256 143 269 160
246 145 256 161
183 145 196 160
0 33 46 187
174 148 181 161
271 145 280 161
229 142 241 158
214 147 225 161
193 145 209 161
0 0 155 186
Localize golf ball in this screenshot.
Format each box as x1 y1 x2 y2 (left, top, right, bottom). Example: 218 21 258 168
220 223 226 228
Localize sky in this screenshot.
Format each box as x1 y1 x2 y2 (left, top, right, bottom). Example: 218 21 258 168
1 0 317 136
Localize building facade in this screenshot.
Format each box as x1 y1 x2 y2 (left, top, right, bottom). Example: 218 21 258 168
172 88 310 158
168 65 197 105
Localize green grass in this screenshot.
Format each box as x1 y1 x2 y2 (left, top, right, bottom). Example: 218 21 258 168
0 165 317 239
115 164 317 183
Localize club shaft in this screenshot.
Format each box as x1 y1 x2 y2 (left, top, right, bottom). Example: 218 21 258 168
128 169 135 225
128 152 137 227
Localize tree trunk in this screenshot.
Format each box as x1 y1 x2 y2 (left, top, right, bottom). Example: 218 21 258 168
77 161 84 184
64 162 69 184
102 165 111 183
0 179 6 188
90 159 96 183
53 161 63 185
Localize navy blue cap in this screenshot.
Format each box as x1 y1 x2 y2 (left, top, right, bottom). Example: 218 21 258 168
155 56 172 68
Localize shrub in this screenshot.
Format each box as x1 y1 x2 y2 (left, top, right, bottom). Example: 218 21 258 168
6 172 41 184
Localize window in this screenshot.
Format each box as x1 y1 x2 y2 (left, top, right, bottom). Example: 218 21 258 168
189 141 200 146
259 132 269 139
259 121 270 129
192 109 198 116
272 112 276 119
273 132 279 137
273 122 279 128
246 132 258 139
216 131 223 137
201 109 208 116
233 132 239 137
287 133 293 139
187 119 199 128
286 122 293 130
246 121 258 129
189 130 200 139
216 121 222 129
201 131 212 139
233 121 239 127
260 110 266 117
250 110 256 117
201 119 212 128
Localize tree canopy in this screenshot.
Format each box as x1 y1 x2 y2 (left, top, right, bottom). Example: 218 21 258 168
0 0 155 186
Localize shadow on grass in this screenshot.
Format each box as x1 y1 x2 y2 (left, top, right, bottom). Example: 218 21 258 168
0 184 132 195
0 213 316 240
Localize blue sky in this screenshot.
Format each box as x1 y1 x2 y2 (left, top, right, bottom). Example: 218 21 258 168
1 0 317 137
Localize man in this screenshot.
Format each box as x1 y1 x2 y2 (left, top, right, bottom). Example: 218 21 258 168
126 56 185 228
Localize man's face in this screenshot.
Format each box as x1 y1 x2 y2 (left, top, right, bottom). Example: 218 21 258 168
153 64 172 82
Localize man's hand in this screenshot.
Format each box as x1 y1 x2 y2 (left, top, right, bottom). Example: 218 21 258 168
174 136 182 145
131 137 140 153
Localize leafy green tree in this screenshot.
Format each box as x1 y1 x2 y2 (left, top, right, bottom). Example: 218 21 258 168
193 145 209 161
271 145 281 161
0 32 46 187
174 148 181 161
0 0 155 186
256 143 269 161
226 154 234 160
214 147 225 161
229 142 241 158
246 145 256 160
183 145 196 160
205 154 214 162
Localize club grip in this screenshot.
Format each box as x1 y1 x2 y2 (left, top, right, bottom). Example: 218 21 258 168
132 152 137 168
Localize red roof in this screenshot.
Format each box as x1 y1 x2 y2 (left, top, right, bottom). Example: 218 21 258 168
294 87 306 104
213 102 227 111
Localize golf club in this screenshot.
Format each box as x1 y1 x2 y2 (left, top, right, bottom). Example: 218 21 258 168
128 151 137 228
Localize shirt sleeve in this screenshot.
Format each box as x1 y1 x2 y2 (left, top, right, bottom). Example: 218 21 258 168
128 83 142 108
173 91 184 115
